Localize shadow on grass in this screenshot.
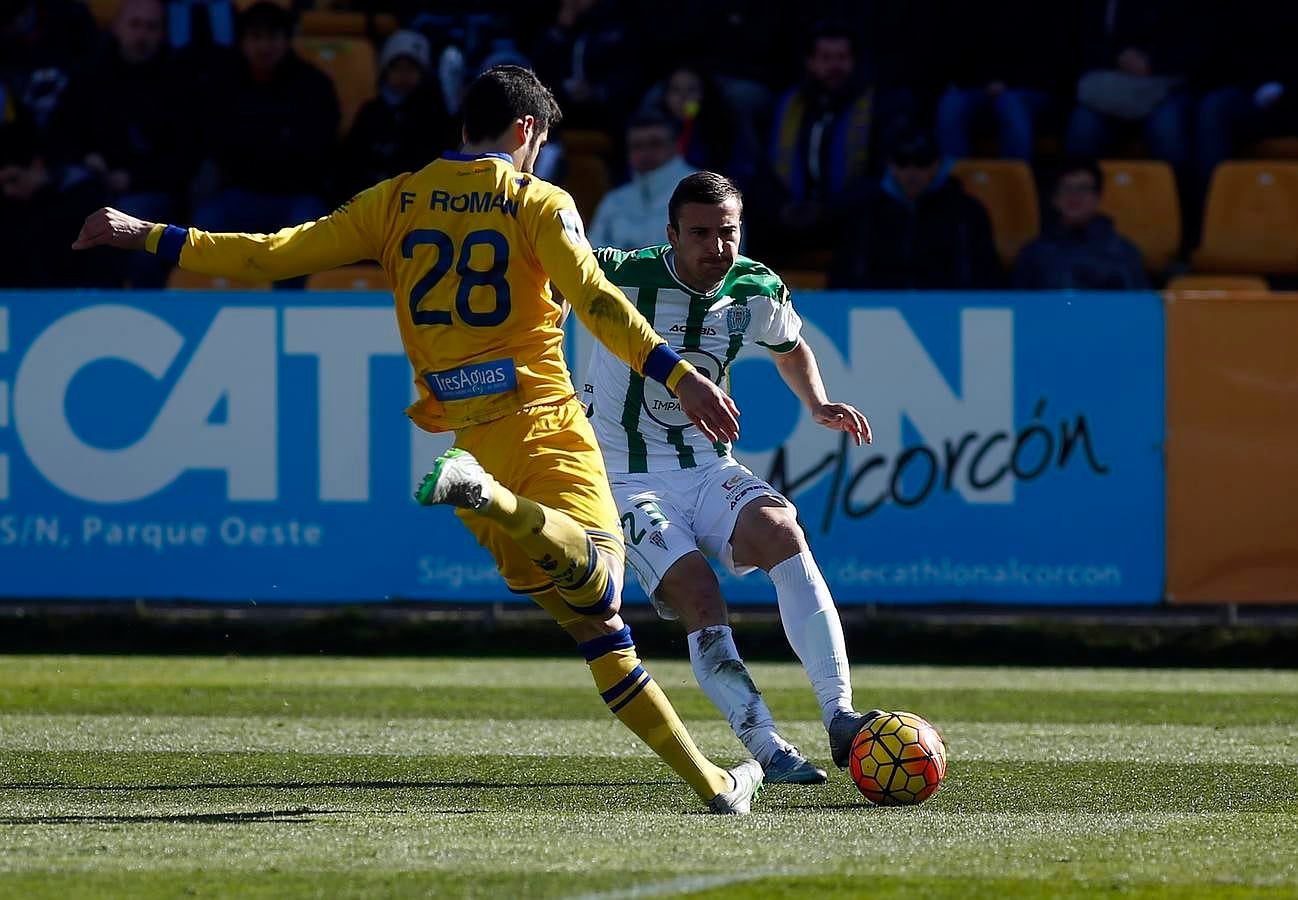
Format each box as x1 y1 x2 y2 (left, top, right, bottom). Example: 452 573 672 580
0 807 339 825
0 779 679 792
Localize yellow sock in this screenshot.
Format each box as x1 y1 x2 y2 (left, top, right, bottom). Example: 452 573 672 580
478 486 612 614
579 625 731 801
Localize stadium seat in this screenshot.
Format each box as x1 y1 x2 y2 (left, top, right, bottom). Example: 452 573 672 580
166 268 271 290
299 10 399 38
780 269 828 291
560 130 612 225
305 265 389 291
1099 160 1181 274
950 159 1040 269
1192 162 1298 273
1165 274 1270 292
86 0 118 26
294 36 377 137
1248 137 1298 159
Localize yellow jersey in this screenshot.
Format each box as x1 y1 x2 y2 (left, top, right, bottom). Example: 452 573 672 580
146 151 689 432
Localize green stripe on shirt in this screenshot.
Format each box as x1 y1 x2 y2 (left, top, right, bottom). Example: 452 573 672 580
619 286 658 473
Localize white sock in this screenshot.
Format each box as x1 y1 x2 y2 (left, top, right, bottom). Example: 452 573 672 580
769 553 853 730
688 625 786 766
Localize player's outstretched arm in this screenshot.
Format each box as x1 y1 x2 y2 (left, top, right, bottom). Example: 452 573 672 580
73 188 383 282
771 339 871 446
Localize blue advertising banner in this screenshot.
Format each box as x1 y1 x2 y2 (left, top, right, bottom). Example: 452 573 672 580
0 290 1163 604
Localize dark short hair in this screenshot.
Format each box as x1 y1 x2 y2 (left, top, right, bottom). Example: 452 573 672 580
806 20 854 56
887 128 938 167
237 1 294 37
668 171 743 231
626 109 679 137
1054 157 1104 192
460 65 562 143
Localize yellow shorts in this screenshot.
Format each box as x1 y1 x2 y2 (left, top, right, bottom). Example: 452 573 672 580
453 396 624 595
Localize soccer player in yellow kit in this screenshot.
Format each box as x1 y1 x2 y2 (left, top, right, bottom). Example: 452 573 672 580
72 65 762 814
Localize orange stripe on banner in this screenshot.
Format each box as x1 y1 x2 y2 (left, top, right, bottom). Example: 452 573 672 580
1164 291 1298 603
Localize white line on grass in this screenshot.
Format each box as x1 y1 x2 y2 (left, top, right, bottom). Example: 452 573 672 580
570 869 787 900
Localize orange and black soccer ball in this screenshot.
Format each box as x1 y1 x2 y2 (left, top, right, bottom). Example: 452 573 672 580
848 710 947 806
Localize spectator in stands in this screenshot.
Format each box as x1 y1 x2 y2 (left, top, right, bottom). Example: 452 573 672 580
0 0 112 287
338 29 456 202
829 128 1000 290
1062 1 1204 198
1193 1 1298 214
588 111 699 250
192 0 339 285
934 0 1073 161
760 21 900 261
46 0 191 287
643 63 760 189
1012 158 1148 290
528 0 640 131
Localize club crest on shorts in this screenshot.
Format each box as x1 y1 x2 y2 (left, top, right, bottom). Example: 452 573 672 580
725 305 751 337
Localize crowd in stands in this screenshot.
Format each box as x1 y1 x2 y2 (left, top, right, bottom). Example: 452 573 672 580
3 0 1296 290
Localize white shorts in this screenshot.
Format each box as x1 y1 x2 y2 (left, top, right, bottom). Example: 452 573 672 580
609 457 787 617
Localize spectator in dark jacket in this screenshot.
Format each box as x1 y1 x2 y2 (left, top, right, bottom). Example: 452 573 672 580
337 29 456 202
47 0 192 286
1062 0 1207 190
193 1 339 261
1193 0 1298 214
1012 158 1148 290
830 129 1001 290
0 0 111 287
934 0 1074 160
528 0 639 131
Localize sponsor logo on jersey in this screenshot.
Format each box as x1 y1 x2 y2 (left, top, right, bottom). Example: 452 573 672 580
558 208 589 248
722 474 745 491
649 531 669 551
726 305 751 337
728 483 766 510
641 348 724 429
669 324 717 336
424 358 518 401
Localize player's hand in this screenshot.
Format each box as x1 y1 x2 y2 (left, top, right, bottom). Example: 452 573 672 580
72 207 155 251
812 402 872 446
675 370 740 444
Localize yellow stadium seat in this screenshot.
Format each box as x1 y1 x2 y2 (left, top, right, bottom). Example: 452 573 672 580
305 265 389 291
166 268 271 290
1249 137 1298 159
950 159 1040 269
299 10 399 38
294 36 377 137
560 130 612 225
1099 160 1181 274
1165 274 1270 292
86 0 119 26
780 269 828 291
1193 162 1298 273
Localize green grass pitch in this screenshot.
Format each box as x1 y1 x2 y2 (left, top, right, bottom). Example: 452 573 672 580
0 655 1295 898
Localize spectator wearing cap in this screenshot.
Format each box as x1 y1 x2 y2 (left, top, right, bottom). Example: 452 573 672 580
337 29 456 202
191 0 339 283
1012 158 1148 290
588 111 699 250
829 129 1001 289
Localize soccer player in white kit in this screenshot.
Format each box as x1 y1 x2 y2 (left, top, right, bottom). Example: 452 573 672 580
583 171 884 783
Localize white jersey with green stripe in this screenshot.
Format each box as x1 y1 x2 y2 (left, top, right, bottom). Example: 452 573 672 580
584 245 801 474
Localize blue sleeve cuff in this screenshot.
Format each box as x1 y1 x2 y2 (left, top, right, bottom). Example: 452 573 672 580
643 344 684 385
155 224 187 264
